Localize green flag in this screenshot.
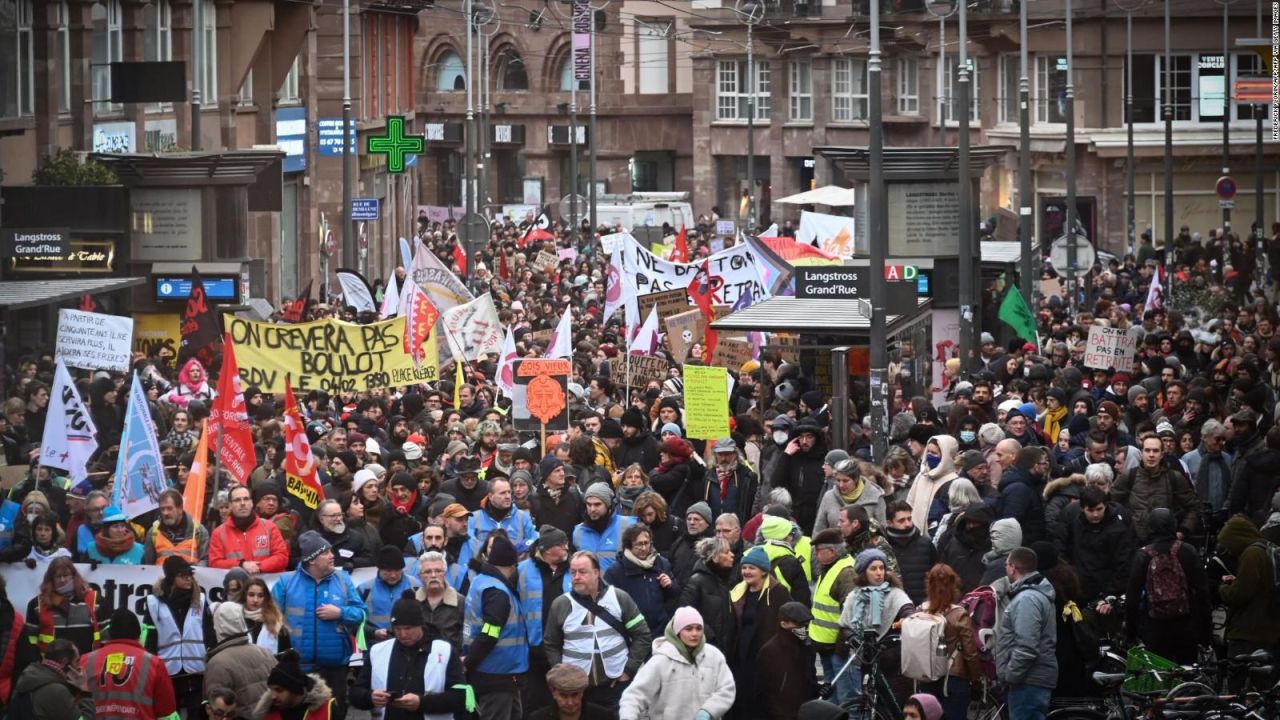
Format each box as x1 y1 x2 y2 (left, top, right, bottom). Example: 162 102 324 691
998 285 1037 342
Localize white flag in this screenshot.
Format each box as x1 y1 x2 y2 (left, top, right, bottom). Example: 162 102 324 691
604 250 639 328
440 293 504 361
380 273 400 319
41 359 98 483
545 307 573 359
409 242 474 312
759 223 779 238
1144 266 1164 313
630 305 661 356
335 269 377 313
495 327 518 397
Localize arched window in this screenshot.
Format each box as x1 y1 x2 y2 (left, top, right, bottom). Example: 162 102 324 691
557 53 589 92
436 50 465 91
494 48 528 91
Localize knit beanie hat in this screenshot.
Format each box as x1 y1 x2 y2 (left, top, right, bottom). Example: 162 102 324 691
824 449 850 466
352 469 378 496
391 591 426 626
334 451 359 473
686 501 713 526
538 456 564 478
389 471 416 490
584 483 615 504
536 525 569 552
854 548 887 574
620 408 647 430
253 482 284 505
661 437 693 459
298 530 332 564
909 693 944 720
660 422 683 438
671 606 705 635
741 545 772 572
376 545 404 571
487 535 518 567
163 555 194 581
761 515 793 541
109 608 141 641
268 650 315 695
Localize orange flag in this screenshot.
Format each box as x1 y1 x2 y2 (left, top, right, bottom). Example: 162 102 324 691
282 376 324 510
671 226 689 262
184 419 209 521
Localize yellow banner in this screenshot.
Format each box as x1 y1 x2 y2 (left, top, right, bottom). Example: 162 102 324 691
683 364 730 440
132 313 182 368
224 314 438 394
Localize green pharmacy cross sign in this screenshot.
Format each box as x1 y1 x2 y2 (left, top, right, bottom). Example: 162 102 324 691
366 116 424 174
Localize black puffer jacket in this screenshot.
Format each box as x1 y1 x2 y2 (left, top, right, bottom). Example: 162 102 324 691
1227 447 1280 526
678 558 736 656
936 504 994 592
882 524 937 604
668 525 714 585
771 428 828 534
1063 505 1136 600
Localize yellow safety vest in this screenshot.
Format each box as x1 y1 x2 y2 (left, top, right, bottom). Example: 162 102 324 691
808 555 855 644
795 535 814 582
761 542 797 591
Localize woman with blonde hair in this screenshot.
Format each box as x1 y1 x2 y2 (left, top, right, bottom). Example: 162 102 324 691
24 556 105 657
242 577 291 653
632 491 678 555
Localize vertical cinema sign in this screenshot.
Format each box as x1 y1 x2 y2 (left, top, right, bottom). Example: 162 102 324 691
572 0 591 82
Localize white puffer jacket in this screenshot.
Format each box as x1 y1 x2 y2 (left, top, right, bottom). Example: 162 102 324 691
619 634 736 720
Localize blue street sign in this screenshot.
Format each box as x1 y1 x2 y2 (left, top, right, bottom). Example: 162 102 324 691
351 198 381 221
317 118 357 157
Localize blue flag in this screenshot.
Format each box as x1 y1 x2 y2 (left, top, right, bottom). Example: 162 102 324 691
112 372 169 518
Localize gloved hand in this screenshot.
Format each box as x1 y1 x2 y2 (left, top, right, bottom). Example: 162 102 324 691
24 558 36 569
694 710 711 720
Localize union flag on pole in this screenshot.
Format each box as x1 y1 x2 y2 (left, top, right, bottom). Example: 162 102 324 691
282 376 323 511
207 334 255 485
401 275 440 366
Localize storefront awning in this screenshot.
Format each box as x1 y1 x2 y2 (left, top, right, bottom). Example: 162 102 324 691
0 277 146 310
711 296 931 335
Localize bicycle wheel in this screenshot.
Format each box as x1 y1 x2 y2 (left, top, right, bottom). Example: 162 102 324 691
1163 680 1217 703
1045 711 1108 720
972 700 1008 720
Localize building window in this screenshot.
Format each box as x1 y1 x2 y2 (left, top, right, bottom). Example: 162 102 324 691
1125 53 1259 124
1236 52 1265 121
495 48 529 91
636 21 668 94
997 53 1019 124
144 0 171 111
436 50 465 91
896 57 918 115
714 58 769 121
944 54 980 124
238 68 253 106
558 53 589 92
789 59 812 122
56 1 70 112
198 0 216 106
91 0 123 114
280 55 300 103
1035 55 1069 124
832 57 868 122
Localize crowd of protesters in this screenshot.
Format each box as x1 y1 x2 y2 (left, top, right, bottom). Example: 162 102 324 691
1 213 1280 720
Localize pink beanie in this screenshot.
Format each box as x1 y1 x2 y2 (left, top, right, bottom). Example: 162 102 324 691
909 694 944 720
671 606 705 635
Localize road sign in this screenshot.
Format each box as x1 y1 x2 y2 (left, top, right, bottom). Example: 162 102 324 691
459 212 491 249
1216 176 1237 201
1049 234 1096 278
351 198 380 221
366 116 425 174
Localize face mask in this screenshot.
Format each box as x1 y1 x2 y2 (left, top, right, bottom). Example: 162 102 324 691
56 579 75 595
773 431 790 445
791 626 809 641
925 453 942 470
959 430 976 444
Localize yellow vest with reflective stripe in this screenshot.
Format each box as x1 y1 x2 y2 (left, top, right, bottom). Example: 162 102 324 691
761 542 796 591
808 555 855 644
795 535 814 582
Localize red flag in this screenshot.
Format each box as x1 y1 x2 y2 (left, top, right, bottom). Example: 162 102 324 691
672 226 690 262
403 281 440 366
520 227 554 248
79 294 98 313
689 260 720 363
452 242 467 272
498 250 510 280
282 376 323 510
184 419 210 521
282 278 313 323
207 334 256 485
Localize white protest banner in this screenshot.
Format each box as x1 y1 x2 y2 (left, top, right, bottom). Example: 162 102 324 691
409 243 474 311
440 293 504 361
55 309 133 372
1083 325 1139 373
797 210 860 258
600 232 628 255
620 234 769 308
41 358 98 483
0 563 378 628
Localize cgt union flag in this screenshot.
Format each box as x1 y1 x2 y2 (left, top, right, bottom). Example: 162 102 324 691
207 335 256 485
282 377 323 511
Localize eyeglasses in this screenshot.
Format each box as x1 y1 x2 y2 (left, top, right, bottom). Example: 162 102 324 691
207 706 236 718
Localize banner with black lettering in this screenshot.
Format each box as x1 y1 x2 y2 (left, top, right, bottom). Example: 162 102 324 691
619 234 770 308
224 315 439 394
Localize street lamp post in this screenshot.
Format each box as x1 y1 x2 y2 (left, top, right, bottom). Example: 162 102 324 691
925 1 956 149
464 0 475 252
1216 0 1235 236
957 0 973 361
1162 0 1173 262
869 0 887 461
588 1 612 236
738 0 763 233
342 0 355 271
1018 0 1032 304
1065 0 1078 313
1114 0 1144 259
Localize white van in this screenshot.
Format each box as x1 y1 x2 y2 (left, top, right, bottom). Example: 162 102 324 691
590 192 696 231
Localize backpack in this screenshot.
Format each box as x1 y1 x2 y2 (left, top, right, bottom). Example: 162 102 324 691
900 608 956 684
1061 600 1101 667
1248 541 1280 611
960 585 998 637
1143 539 1191 619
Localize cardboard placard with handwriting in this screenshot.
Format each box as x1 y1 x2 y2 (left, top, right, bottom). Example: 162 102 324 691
710 336 754 370
638 288 691 323
664 309 706 364
626 355 670 388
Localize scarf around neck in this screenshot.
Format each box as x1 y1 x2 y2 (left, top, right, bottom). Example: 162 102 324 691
94 528 136 558
623 549 657 570
848 582 892 636
1043 405 1068 443
839 480 866 504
